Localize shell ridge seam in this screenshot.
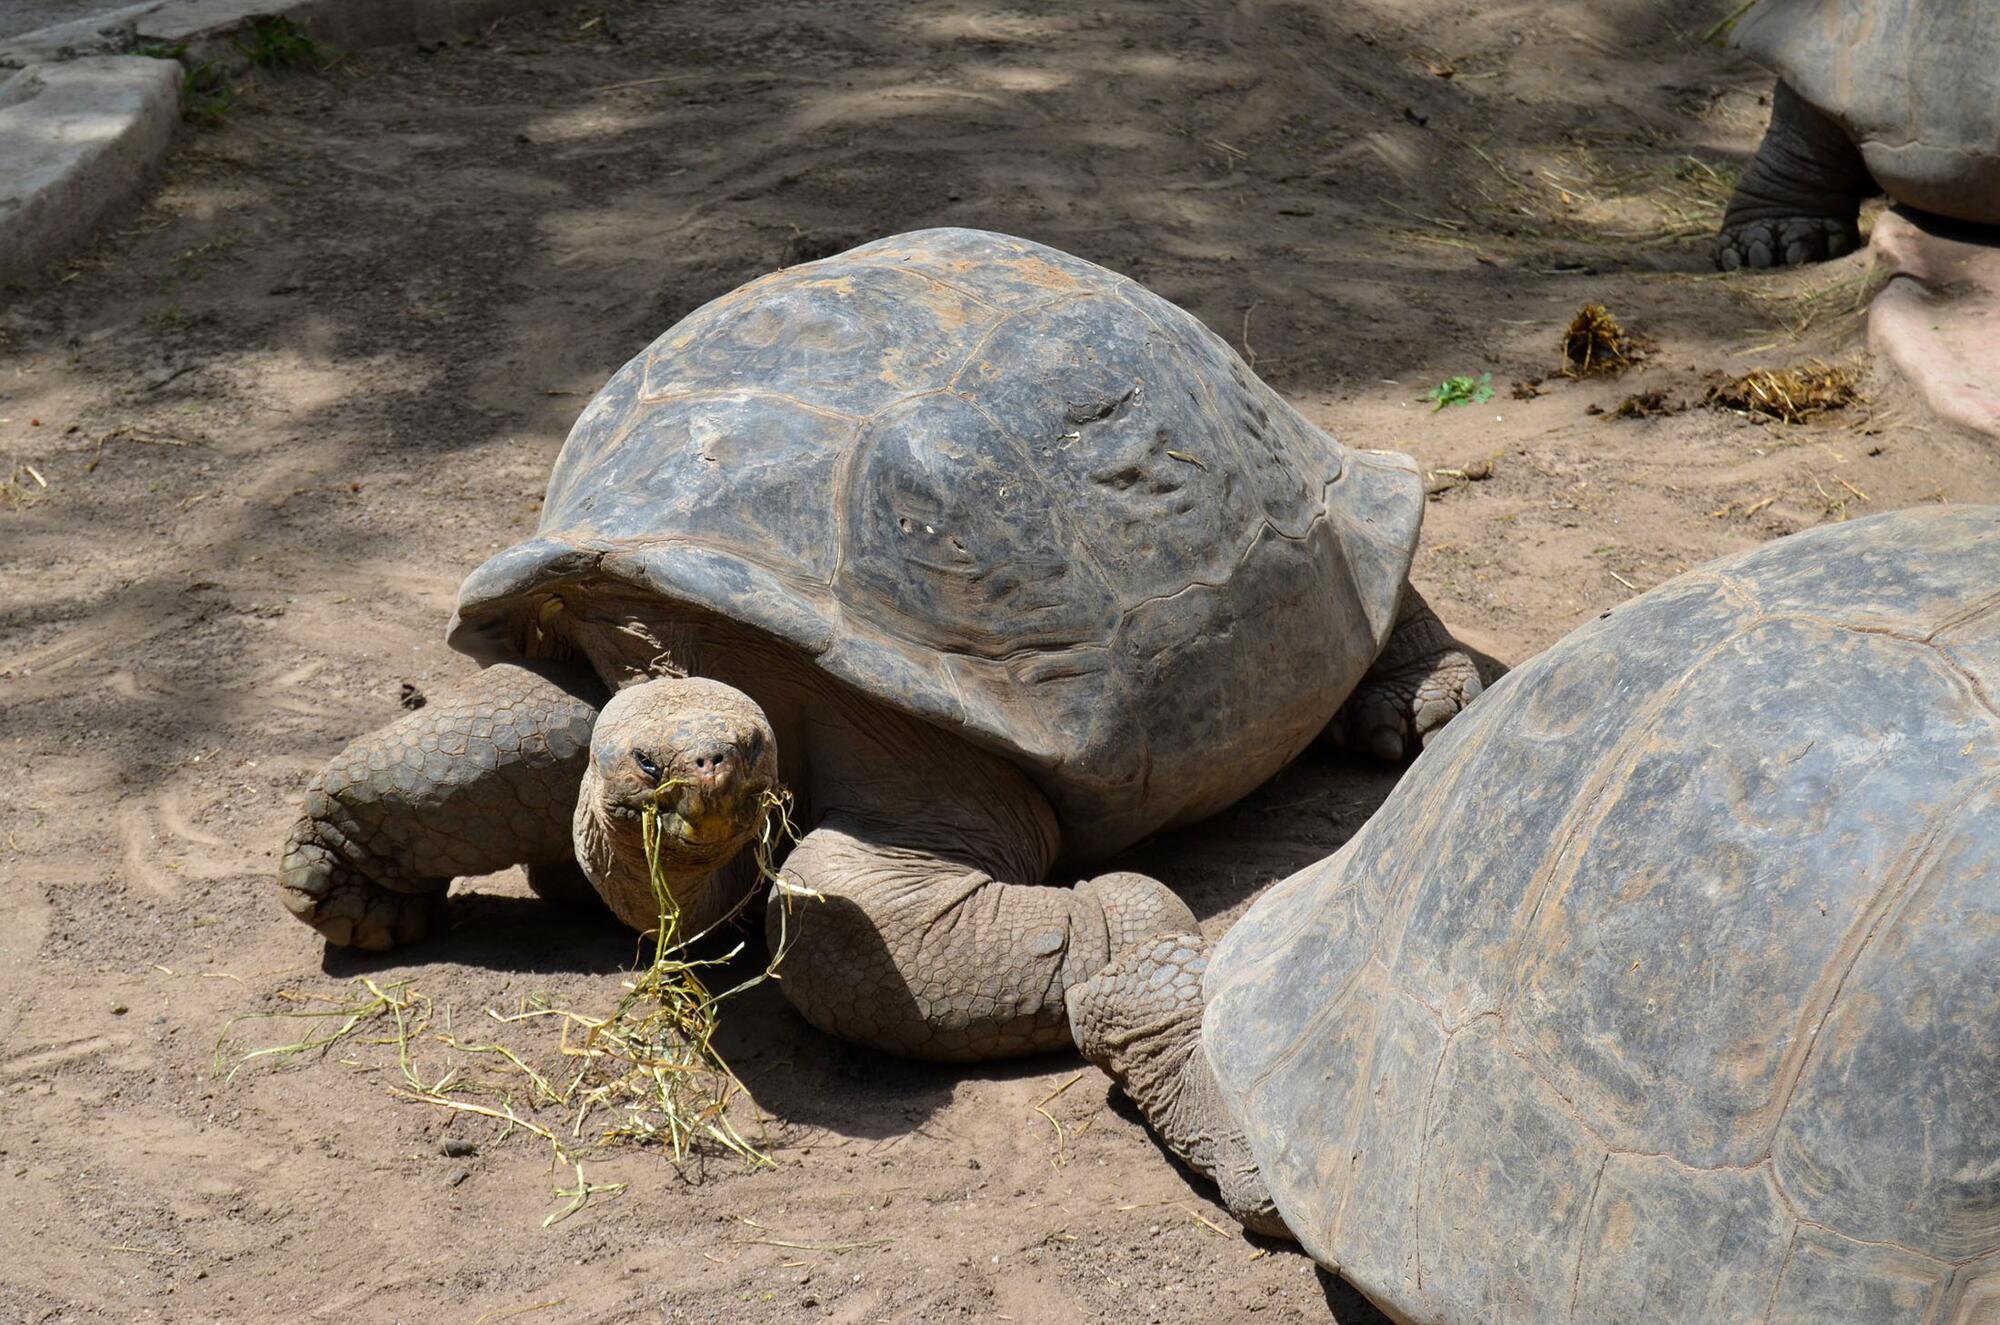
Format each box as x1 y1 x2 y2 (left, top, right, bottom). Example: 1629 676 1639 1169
1497 610 1769 1017
1768 1156 1955 1267
630 384 864 422
1114 511 1323 622
1920 585 2000 643
1323 955 1398 1256
1565 1153 1614 1324
1757 1224 1804 1325
1764 767 2000 1172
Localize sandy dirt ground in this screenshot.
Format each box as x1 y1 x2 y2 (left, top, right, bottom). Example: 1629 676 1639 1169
4 1 1999 1322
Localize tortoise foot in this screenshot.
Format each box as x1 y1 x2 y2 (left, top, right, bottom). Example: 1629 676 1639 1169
278 836 446 950
1331 648 1482 761
1715 215 1860 271
1068 933 1289 1238
1328 590 1486 761
1077 870 1198 959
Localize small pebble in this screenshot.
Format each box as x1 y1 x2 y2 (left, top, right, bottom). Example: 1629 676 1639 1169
441 1138 477 1157
447 1168 471 1187
110 1003 128 1015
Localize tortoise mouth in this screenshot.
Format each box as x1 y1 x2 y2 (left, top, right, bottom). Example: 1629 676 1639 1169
606 778 772 853
650 799 758 847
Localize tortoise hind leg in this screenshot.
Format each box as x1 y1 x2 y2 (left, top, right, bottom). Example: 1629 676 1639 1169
1325 585 1487 760
1068 933 1288 1237
1716 80 1876 271
278 660 606 950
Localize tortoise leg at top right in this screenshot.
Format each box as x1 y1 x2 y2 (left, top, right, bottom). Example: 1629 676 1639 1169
1715 80 1875 271
1714 79 2000 442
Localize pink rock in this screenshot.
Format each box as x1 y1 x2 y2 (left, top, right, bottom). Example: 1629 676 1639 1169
1868 209 2000 440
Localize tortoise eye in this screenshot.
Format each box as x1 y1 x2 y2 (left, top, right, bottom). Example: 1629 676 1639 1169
633 751 662 782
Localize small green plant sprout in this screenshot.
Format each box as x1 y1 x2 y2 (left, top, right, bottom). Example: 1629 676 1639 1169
233 16 324 70
180 59 235 126
1422 372 1495 411
1702 0 1762 48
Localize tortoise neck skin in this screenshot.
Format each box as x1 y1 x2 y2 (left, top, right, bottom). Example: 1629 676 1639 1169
552 591 859 932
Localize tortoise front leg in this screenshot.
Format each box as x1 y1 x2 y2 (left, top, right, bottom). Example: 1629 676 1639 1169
1068 933 1288 1237
768 818 1196 1060
278 660 606 950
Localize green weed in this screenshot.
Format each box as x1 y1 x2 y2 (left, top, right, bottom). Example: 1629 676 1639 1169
181 59 235 126
233 16 323 70
1423 373 1494 411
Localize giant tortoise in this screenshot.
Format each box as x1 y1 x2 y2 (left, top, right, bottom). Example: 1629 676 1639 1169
276 227 1484 1062
1715 0 2000 269
1073 505 2000 1323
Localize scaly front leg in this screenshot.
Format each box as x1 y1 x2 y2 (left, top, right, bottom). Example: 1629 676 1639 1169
1068 932 1289 1237
1715 80 1876 271
278 660 605 950
769 816 1198 1061
1326 585 1488 760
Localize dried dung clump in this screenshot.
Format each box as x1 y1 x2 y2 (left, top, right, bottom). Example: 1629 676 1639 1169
1613 390 1680 418
1559 303 1644 378
1705 360 1861 423
1424 454 1498 497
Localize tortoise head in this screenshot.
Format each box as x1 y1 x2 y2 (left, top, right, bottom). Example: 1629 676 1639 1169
573 676 781 936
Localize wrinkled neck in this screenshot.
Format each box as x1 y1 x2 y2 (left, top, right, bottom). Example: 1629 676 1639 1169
552 592 826 817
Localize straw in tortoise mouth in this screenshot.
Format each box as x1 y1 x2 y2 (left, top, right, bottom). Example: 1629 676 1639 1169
634 776 771 847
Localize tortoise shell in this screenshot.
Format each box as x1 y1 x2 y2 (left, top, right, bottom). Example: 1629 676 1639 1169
1207 505 2000 1323
1732 0 2000 221
448 229 1422 855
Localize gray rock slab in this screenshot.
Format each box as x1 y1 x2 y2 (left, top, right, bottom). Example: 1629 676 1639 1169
0 55 179 286
0 0 559 286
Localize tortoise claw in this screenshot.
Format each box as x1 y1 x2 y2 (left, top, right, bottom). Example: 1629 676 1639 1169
1714 216 1860 271
279 831 446 950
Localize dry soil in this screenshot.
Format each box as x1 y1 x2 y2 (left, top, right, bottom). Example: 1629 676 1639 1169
4 1 1999 1322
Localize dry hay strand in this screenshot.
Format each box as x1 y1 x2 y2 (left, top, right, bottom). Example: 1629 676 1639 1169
1729 258 1888 349
554 784 807 1164
1030 1070 1099 1169
1 461 49 507
1705 360 1863 423
1559 304 1644 378
216 785 809 1223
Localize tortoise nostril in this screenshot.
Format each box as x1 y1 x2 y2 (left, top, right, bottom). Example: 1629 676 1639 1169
690 747 734 780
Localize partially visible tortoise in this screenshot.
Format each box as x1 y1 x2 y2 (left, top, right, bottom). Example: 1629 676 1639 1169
1715 0 2000 268
276 227 1486 1062
1074 505 2000 1323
